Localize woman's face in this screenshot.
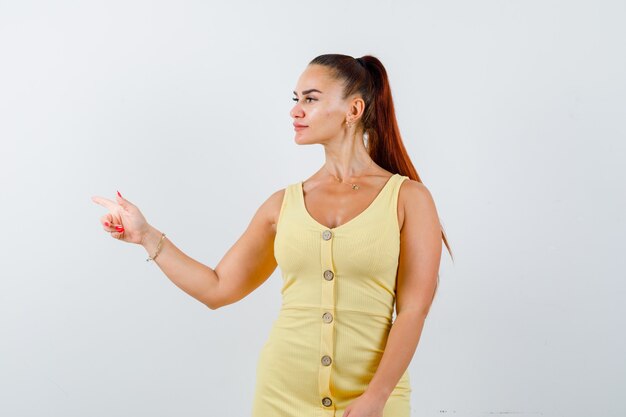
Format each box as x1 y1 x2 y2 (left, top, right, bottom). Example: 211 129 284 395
290 64 351 144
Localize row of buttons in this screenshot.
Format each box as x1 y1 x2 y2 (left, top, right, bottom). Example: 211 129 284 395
321 229 334 409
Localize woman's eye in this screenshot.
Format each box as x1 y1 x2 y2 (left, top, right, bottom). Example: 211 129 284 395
292 97 316 103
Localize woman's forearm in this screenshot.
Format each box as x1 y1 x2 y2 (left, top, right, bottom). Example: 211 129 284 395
364 311 427 402
141 225 219 308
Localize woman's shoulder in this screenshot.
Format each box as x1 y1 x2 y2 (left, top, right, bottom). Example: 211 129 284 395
397 178 438 231
398 175 434 229
263 185 290 231
398 177 434 208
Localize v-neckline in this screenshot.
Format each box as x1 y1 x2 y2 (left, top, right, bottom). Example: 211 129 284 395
298 173 398 231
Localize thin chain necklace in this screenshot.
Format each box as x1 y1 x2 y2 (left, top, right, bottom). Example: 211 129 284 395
323 158 375 191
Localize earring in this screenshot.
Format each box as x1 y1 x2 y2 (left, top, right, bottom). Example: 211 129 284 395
346 119 354 128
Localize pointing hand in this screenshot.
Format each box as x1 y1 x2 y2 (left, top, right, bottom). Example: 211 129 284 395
91 191 151 245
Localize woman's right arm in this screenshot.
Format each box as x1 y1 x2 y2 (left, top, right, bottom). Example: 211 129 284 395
141 189 283 310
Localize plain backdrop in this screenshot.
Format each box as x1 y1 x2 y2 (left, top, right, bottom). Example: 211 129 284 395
1 1 624 416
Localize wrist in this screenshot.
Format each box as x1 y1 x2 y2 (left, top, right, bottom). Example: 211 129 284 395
363 385 391 404
140 225 161 248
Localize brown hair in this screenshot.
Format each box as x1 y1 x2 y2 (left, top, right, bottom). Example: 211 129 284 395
309 53 454 269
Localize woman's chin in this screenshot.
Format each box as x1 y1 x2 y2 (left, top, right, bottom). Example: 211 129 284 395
294 133 310 144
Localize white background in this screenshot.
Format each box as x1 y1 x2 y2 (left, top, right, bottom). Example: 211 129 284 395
1 1 624 416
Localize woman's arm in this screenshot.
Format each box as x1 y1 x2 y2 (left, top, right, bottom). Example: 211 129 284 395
364 180 442 402
141 188 284 309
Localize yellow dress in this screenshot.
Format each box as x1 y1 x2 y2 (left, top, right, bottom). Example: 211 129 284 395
252 173 412 417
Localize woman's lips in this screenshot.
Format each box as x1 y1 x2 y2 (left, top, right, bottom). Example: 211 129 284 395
293 123 308 131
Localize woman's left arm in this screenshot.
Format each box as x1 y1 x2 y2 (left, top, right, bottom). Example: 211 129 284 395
347 180 443 415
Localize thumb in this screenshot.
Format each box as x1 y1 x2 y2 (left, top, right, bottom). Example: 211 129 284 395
116 190 132 208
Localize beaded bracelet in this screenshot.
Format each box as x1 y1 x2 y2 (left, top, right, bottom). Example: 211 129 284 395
147 233 167 262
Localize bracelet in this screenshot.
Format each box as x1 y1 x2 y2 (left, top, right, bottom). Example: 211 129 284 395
146 233 167 262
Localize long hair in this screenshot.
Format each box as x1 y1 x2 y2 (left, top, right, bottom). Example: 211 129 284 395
309 54 453 300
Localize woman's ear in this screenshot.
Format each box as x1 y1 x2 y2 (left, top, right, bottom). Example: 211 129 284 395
348 96 365 122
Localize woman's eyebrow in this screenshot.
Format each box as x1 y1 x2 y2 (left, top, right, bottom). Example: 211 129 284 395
293 89 323 95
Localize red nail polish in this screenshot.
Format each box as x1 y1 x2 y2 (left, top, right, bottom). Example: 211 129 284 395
105 221 110 227
117 191 122 198
115 226 124 231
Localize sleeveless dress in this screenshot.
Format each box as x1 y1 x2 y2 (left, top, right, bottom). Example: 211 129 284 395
252 173 412 417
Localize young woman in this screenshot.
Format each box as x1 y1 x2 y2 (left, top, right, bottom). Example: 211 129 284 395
92 53 452 417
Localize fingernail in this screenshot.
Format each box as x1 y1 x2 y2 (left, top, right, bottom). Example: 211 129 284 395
105 221 110 227
115 226 124 231
117 191 122 198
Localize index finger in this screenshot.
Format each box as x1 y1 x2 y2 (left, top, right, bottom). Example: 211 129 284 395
91 196 119 211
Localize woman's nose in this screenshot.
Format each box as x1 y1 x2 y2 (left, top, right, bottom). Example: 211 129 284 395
290 103 304 119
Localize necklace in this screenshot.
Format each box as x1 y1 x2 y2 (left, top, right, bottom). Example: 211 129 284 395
323 158 375 191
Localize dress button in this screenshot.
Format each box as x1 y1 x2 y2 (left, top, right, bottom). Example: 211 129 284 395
322 230 332 240
323 270 334 281
322 312 333 323
321 355 332 366
322 397 333 407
